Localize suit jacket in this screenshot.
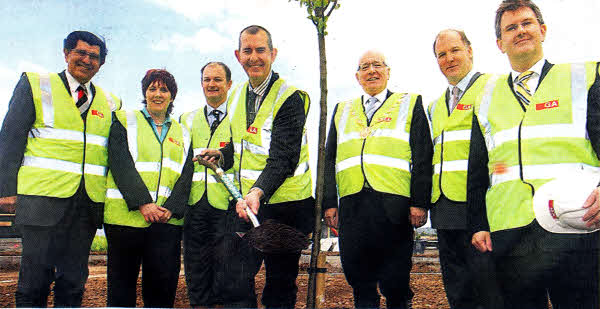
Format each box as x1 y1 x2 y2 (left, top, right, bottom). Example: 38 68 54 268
467 61 600 254
0 71 104 227
430 72 482 230
322 90 433 224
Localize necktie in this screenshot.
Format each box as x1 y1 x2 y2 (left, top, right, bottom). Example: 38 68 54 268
210 110 222 133
514 71 535 106
365 97 379 121
247 91 258 128
449 87 460 113
76 85 87 108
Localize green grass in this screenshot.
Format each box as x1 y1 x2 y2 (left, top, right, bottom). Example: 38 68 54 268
90 235 108 253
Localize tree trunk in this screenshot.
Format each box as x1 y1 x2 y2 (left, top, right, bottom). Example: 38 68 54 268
306 10 329 309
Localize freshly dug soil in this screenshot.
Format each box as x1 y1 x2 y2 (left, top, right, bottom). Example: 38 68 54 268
0 257 449 308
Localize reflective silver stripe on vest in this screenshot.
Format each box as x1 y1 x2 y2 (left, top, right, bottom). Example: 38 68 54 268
233 143 242 154
571 63 587 127
492 163 600 186
192 172 219 183
434 129 471 146
336 101 355 144
228 84 244 123
335 156 361 174
294 161 309 176
30 127 83 142
28 127 107 147
242 140 269 156
105 93 118 111
156 185 173 200
241 169 261 180
106 185 173 201
39 74 54 127
434 160 468 174
181 124 191 170
475 75 501 151
163 158 183 175
125 111 139 161
22 156 106 176
427 99 437 123
363 154 410 172
135 162 161 173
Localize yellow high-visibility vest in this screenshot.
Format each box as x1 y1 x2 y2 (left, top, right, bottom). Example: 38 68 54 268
17 72 121 202
428 74 491 203
227 79 312 203
475 62 600 232
334 93 420 198
181 108 233 210
104 110 190 227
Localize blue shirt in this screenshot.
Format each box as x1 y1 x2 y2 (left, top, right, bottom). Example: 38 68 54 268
141 107 172 143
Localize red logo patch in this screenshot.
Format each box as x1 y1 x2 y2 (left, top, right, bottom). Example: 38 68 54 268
247 126 258 134
548 200 558 219
219 141 229 148
91 110 104 118
536 100 559 111
377 117 392 122
456 104 472 110
168 137 181 147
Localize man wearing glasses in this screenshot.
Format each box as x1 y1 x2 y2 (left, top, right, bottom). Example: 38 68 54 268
0 31 121 307
323 50 432 309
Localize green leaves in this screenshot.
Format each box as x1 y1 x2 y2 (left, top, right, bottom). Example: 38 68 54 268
291 0 340 35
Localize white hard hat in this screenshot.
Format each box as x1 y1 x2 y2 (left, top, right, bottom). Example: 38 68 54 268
533 169 600 234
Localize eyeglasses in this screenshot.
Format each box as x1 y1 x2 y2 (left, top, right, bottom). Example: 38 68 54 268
72 49 100 62
358 61 387 71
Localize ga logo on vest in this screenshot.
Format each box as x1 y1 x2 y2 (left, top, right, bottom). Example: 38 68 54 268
536 100 559 111
456 104 472 111
219 141 229 148
168 137 181 147
91 110 104 118
247 126 258 134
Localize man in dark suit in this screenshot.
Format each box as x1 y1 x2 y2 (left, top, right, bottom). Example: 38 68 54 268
469 1 600 308
199 25 314 308
0 31 120 307
322 50 432 309
429 29 502 309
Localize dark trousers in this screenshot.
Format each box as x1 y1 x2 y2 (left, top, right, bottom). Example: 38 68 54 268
493 221 599 309
338 189 414 309
16 198 96 307
104 223 182 308
183 196 228 307
437 229 503 309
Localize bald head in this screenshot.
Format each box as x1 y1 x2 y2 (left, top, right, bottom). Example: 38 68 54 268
356 50 390 96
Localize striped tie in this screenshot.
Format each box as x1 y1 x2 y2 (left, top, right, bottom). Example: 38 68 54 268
365 97 379 121
76 85 87 108
514 71 535 106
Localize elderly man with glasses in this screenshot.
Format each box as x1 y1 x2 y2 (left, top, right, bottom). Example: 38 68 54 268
323 50 433 309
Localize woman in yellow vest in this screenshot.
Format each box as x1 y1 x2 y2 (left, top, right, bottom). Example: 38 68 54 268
103 69 193 307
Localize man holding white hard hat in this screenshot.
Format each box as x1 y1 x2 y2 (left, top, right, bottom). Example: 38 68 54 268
467 0 600 308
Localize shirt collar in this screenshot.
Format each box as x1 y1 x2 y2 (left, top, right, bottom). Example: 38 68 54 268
362 89 388 104
65 69 92 97
206 103 227 116
511 58 545 83
449 69 476 94
248 70 273 97
141 107 171 124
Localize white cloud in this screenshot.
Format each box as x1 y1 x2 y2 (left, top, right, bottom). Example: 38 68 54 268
151 28 232 53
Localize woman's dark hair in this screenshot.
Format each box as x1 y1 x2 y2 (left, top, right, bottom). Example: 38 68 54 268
141 69 178 115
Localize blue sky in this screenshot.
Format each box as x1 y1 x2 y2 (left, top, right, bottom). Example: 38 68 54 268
1 1 600 225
